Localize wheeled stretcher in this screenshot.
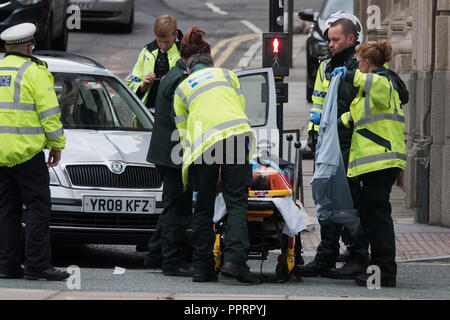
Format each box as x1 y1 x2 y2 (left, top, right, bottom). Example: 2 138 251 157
212 157 308 282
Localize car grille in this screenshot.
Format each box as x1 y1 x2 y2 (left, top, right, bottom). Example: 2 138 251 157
66 165 162 189
50 211 159 230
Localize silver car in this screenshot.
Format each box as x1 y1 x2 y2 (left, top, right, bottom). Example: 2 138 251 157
25 52 280 247
69 0 134 33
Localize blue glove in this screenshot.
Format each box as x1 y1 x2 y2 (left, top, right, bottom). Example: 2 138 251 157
309 110 322 125
331 66 347 78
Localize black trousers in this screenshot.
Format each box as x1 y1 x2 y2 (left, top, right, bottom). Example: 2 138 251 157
358 167 400 280
146 166 193 270
314 177 369 267
188 136 253 272
0 152 52 272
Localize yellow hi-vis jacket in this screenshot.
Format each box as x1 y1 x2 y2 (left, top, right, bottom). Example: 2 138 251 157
309 59 330 132
0 53 65 167
126 42 180 105
173 66 254 189
340 69 406 178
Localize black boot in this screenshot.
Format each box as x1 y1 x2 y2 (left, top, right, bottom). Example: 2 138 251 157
323 260 366 279
295 260 333 277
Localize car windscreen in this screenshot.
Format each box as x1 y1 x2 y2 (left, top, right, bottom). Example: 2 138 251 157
53 73 153 131
319 0 354 20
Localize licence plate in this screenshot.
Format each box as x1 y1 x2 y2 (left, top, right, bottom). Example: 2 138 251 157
83 196 156 214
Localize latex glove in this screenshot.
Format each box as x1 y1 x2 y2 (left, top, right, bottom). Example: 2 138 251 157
309 110 322 125
331 66 347 78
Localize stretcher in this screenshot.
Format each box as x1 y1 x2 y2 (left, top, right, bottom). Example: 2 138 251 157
213 153 308 282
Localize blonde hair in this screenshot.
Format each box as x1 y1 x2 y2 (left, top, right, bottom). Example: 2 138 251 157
356 40 392 67
154 15 177 37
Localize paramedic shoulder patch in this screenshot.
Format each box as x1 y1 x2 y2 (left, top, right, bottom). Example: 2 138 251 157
0 75 12 87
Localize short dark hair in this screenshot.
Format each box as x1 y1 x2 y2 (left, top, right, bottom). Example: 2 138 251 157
330 18 359 43
187 53 214 69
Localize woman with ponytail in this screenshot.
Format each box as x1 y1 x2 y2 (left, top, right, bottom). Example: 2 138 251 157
331 40 409 287
144 26 210 277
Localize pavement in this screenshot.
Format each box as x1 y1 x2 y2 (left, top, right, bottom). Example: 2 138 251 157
1 33 449 302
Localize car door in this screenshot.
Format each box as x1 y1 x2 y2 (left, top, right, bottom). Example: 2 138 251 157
235 67 279 158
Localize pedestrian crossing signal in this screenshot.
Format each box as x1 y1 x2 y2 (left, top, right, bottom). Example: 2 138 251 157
273 38 279 54
263 32 289 77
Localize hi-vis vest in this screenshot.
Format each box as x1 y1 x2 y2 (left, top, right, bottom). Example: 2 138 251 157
309 59 330 132
173 67 254 188
341 69 406 178
0 54 65 167
126 42 180 105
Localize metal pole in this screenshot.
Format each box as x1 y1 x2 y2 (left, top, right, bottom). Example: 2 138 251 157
288 0 293 68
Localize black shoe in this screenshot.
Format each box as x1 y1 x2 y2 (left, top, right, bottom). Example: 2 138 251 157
24 267 70 281
336 250 351 263
0 266 24 279
143 256 162 269
355 273 396 288
295 260 333 277
192 270 218 282
220 262 260 284
163 266 193 277
323 260 366 279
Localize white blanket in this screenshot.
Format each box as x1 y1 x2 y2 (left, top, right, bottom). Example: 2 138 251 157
213 193 308 237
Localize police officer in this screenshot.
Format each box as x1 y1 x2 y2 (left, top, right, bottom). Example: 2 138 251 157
298 15 370 279
127 15 183 115
144 27 212 277
173 53 258 284
0 23 69 281
333 40 408 287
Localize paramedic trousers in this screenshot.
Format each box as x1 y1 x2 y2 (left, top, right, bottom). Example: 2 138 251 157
357 167 401 280
146 166 193 270
188 136 253 272
315 177 370 267
0 152 52 273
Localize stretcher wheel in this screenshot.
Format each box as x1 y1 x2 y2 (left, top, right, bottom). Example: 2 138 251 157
275 261 292 282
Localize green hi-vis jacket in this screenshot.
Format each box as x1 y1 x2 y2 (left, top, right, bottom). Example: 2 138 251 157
340 68 406 178
0 53 65 167
173 64 254 189
126 37 181 105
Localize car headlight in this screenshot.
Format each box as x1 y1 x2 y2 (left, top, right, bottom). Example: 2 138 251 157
17 0 42 5
49 168 61 186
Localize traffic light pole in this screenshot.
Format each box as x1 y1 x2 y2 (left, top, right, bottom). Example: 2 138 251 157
269 0 286 158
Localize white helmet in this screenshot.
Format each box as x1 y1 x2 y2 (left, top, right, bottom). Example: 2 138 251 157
319 11 364 44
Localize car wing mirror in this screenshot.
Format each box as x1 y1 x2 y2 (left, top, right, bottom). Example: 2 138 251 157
298 9 316 23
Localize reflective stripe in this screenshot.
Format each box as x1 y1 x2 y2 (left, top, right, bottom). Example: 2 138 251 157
187 118 250 158
0 67 20 71
175 86 188 106
46 128 64 140
355 113 405 127
222 69 243 97
174 114 188 125
38 106 61 120
348 152 406 170
0 102 35 111
14 61 33 109
0 126 44 135
185 81 234 108
311 103 323 111
363 73 374 116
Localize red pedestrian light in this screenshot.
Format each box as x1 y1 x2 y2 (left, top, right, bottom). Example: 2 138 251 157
273 38 279 54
